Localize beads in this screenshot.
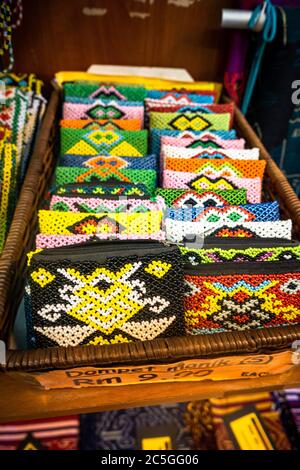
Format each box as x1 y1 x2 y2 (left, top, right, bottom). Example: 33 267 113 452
185 272 300 334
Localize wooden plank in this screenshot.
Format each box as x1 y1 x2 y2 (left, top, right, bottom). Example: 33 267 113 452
0 364 299 423
13 0 234 84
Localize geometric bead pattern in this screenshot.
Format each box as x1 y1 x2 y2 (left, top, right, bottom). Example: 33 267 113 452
163 170 262 204
27 248 185 347
150 112 231 131
185 272 300 334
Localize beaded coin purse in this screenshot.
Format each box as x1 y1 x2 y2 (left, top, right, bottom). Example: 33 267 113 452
179 238 300 265
63 101 144 121
54 167 157 196
146 89 215 103
184 262 300 334
161 145 259 161
60 154 158 171
163 170 261 204
149 112 231 131
166 201 280 223
49 194 166 213
64 82 147 101
156 188 248 207
26 242 185 347
146 102 234 127
165 158 266 179
60 119 142 131
56 181 150 197
60 128 148 157
161 134 245 150
150 129 237 155
165 219 292 243
38 209 164 239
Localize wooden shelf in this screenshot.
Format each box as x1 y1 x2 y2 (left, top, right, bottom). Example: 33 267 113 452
1 363 300 423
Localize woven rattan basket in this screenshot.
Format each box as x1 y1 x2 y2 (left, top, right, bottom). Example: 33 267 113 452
1 89 300 372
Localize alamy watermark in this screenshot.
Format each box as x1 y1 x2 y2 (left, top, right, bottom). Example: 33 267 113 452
291 80 300 105
0 81 6 105
0 340 5 366
292 340 300 365
94 195 205 249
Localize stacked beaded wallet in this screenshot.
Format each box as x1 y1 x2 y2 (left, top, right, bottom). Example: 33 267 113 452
149 112 231 131
49 194 166 213
161 145 259 161
54 167 157 196
63 82 147 101
60 154 158 171
165 158 266 179
63 100 144 121
146 89 215 103
56 181 150 197
60 119 143 131
166 201 280 223
60 129 148 156
163 171 261 204
150 129 237 155
146 103 235 127
179 238 300 265
26 242 185 347
156 188 248 207
161 134 245 150
184 262 300 334
38 209 164 239
165 219 292 243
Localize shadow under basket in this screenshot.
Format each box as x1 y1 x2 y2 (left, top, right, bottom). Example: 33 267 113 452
1 89 300 373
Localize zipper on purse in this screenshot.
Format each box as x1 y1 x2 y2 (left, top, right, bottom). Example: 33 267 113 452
33 240 176 262
52 193 154 201
198 237 300 250
184 260 300 276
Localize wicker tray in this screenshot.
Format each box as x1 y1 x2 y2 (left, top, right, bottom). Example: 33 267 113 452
1 89 300 372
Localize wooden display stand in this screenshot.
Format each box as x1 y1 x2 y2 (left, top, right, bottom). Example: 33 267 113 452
0 0 300 423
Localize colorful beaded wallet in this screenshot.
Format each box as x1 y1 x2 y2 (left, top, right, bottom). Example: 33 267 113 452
56 181 149 197
35 230 166 248
26 242 185 347
38 209 164 238
59 119 142 131
165 219 292 243
150 129 237 155
161 134 246 150
166 201 280 223
149 112 231 131
184 262 300 334
165 158 266 179
145 99 234 127
63 101 144 121
180 238 300 265
146 89 215 104
63 82 147 101
146 102 234 127
163 171 262 204
49 194 166 214
60 154 158 171
54 167 157 196
60 128 148 156
161 145 259 161
156 188 248 207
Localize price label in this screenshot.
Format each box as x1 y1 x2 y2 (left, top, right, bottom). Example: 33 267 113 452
33 350 294 390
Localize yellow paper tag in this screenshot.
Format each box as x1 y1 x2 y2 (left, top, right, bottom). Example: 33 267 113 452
32 351 294 390
230 412 274 450
142 436 172 450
